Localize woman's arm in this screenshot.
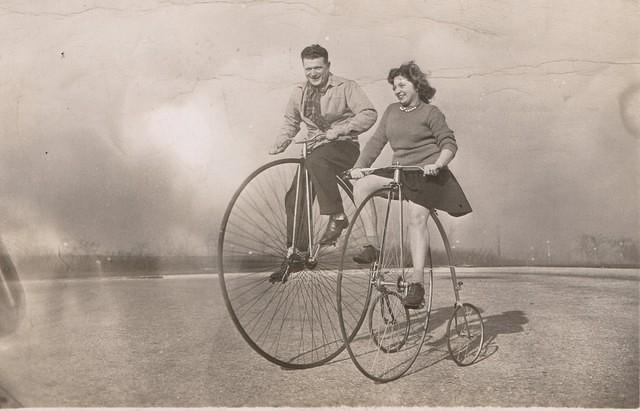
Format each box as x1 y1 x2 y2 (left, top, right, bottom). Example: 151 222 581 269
353 106 391 168
427 106 457 156
434 148 455 168
424 148 454 176
424 106 457 175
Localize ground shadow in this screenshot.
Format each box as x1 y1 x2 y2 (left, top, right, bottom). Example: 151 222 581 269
405 308 529 378
222 297 530 380
476 309 529 362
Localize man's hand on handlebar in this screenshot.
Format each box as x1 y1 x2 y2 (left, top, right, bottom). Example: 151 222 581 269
325 128 340 141
269 143 287 155
345 168 365 179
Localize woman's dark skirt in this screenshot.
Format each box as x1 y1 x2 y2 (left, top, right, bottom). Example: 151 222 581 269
374 168 472 217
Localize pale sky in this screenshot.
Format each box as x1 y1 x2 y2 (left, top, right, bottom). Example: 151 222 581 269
0 0 638 260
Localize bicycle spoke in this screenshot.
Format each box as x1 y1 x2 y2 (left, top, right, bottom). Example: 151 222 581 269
338 188 434 382
220 159 355 368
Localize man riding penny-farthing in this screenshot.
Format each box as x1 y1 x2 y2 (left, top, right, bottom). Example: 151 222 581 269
217 44 378 368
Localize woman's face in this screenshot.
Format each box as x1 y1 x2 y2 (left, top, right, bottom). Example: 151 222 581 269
392 75 419 107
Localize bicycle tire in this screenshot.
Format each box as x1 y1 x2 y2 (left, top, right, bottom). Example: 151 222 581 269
218 158 355 369
337 187 435 382
447 302 484 366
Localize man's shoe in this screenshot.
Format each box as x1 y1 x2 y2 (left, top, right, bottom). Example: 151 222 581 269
403 282 425 309
353 245 380 264
319 216 349 245
269 253 305 283
269 265 287 283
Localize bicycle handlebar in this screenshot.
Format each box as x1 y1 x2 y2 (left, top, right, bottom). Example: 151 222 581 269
358 165 426 174
343 164 427 180
293 136 321 145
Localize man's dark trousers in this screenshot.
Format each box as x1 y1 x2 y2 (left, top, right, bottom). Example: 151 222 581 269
284 140 359 251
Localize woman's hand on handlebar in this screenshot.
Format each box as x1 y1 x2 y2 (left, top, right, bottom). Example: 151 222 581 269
423 163 441 176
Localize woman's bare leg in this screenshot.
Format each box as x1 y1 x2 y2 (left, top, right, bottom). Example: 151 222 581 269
407 201 430 285
352 175 391 247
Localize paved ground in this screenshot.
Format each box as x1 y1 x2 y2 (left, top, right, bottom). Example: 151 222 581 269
0 267 637 408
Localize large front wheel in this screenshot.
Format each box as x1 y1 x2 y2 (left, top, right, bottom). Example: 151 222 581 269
337 187 435 382
218 158 355 369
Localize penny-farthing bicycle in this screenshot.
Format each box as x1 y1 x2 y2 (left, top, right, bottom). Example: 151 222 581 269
337 164 484 382
218 138 360 368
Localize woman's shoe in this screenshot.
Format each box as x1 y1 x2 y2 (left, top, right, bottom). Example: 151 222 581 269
403 282 425 309
353 245 380 264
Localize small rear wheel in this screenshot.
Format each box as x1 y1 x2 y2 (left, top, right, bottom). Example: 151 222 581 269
446 302 484 366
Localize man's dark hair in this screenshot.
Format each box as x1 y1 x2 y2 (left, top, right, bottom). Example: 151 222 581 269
301 44 329 63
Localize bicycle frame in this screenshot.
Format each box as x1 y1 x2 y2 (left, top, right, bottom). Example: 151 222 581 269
288 140 317 261
288 139 353 265
359 163 465 305
372 170 406 292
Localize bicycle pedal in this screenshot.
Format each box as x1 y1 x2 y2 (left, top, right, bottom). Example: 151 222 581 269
318 236 337 246
268 266 291 284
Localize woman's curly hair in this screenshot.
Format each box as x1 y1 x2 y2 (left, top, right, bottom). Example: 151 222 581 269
387 61 436 103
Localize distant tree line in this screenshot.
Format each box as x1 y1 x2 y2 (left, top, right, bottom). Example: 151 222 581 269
11 233 639 280
569 234 638 266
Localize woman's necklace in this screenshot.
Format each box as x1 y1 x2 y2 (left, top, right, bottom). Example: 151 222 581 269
399 104 419 113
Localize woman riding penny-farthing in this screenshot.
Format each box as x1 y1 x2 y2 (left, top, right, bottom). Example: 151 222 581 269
336 61 484 382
